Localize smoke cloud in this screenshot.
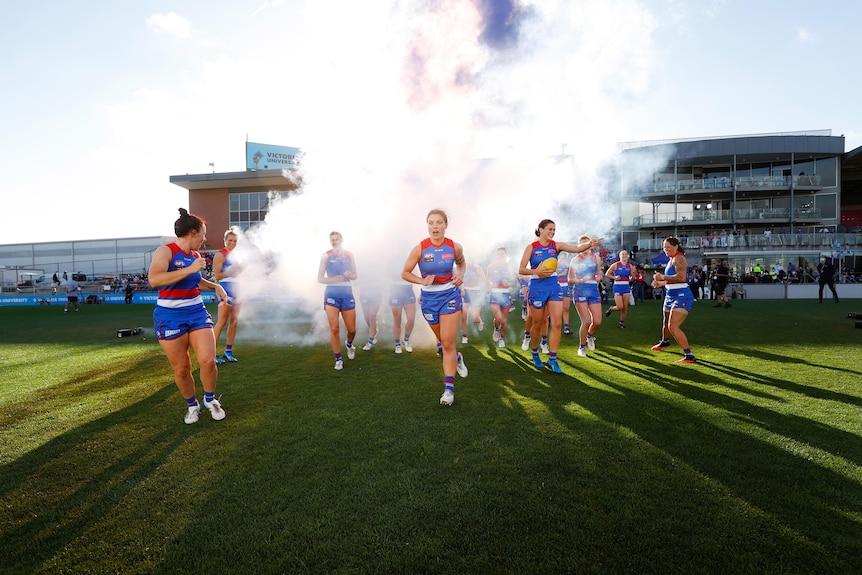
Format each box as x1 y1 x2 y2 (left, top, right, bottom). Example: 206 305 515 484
233 0 659 346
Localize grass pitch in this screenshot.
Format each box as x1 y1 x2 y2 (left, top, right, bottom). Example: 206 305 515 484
0 299 860 574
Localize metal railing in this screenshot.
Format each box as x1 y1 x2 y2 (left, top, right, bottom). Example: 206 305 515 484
634 174 823 195
634 233 861 252
634 208 821 226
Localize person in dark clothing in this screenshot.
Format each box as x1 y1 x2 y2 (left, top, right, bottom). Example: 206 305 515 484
816 257 839 303
713 260 731 308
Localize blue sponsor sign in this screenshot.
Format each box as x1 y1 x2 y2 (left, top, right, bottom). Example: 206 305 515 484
246 142 302 170
0 292 218 306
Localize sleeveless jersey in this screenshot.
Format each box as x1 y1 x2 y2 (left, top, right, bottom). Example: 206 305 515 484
613 262 632 282
557 262 570 288
462 263 482 287
572 253 599 281
218 247 238 283
528 240 558 289
418 238 456 288
487 261 512 289
665 259 687 291
156 243 203 309
325 249 353 286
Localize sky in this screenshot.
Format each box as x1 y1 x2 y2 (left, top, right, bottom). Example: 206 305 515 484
2 0 861 249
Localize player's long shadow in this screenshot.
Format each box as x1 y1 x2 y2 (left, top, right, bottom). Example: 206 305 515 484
590 346 862 465
0 379 194 573
721 344 862 376
543 349 862 563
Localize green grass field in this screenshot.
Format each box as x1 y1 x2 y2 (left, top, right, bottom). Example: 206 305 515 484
1 299 860 574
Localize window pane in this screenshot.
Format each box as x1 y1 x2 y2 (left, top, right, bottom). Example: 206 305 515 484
816 157 837 187
816 194 836 219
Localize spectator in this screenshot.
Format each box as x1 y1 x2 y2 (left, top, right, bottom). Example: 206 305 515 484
687 266 701 300
64 276 80 312
632 264 646 303
713 260 731 308
816 257 839 303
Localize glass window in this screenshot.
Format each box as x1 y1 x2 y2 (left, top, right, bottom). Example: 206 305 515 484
816 194 837 219
751 163 770 177
794 159 814 177
816 157 837 187
703 166 730 179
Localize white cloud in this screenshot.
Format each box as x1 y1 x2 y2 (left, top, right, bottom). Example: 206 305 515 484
146 12 193 40
797 27 814 42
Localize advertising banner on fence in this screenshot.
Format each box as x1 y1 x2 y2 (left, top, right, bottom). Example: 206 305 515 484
0 292 217 306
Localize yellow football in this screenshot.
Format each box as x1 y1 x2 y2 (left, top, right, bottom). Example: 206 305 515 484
539 257 558 272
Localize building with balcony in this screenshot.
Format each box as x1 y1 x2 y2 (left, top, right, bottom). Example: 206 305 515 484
615 130 862 280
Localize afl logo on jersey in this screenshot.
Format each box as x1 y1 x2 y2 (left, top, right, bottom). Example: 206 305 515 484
423 254 435 263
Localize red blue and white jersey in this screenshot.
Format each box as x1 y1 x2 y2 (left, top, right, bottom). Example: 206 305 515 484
487 261 512 289
418 238 456 290
156 243 203 309
529 240 558 289
462 263 483 287
572 253 599 282
665 259 689 292
218 247 238 284
325 249 353 286
557 261 570 288
613 262 632 283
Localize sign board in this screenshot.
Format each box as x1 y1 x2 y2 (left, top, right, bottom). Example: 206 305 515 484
246 142 301 170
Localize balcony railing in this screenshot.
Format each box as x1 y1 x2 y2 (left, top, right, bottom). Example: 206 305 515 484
634 232 861 252
634 208 821 226
635 174 822 195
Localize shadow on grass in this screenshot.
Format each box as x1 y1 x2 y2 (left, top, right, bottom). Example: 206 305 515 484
547 347 862 572
0 381 193 574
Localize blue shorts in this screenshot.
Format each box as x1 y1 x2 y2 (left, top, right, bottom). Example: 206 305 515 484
221 281 239 305
420 286 462 325
572 284 601 305
389 284 416 306
664 288 694 313
528 284 563 309
464 287 483 305
489 289 513 308
153 304 214 340
613 283 632 296
324 285 356 311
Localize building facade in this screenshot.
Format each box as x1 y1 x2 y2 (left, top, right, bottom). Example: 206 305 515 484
615 130 862 280
169 168 301 247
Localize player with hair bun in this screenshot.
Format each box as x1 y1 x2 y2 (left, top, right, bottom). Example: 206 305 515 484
149 208 228 424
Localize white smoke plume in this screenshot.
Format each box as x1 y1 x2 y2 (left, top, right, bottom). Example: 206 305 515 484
233 0 659 346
